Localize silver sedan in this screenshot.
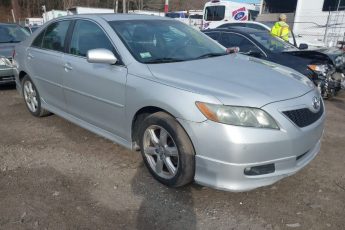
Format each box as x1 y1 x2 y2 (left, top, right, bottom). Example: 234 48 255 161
14 14 325 192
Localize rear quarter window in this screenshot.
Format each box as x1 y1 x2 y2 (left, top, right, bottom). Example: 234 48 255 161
31 29 45 48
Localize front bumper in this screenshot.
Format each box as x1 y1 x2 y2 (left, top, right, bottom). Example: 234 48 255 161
178 89 325 192
0 65 15 85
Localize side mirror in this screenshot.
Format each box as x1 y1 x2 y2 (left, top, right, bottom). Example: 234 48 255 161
87 48 117 64
299 43 309 50
247 50 263 58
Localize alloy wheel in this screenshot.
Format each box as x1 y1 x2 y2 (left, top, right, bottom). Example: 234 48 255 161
143 125 179 179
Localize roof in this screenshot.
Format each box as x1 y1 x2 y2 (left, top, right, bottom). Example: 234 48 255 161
55 13 172 22
202 27 265 34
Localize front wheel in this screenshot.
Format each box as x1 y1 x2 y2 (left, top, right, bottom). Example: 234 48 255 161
139 112 195 187
22 75 50 117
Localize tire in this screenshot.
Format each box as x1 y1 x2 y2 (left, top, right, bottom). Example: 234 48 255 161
22 75 51 117
139 112 195 187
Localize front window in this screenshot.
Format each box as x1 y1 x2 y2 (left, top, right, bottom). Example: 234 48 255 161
250 32 298 53
0 24 30 43
204 6 226 21
109 20 226 64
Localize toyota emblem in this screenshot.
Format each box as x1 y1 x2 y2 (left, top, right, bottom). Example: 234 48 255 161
312 96 321 111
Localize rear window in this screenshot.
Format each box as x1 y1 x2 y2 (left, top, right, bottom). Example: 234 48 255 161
0 24 30 43
205 6 225 21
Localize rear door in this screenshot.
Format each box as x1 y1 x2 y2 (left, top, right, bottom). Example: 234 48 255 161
27 20 71 110
62 19 127 137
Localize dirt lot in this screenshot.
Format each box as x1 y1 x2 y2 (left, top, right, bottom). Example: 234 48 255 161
0 85 344 230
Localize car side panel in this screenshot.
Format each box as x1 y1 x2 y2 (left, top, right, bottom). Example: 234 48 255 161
25 47 66 110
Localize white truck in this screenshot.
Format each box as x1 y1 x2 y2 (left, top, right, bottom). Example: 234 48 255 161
42 10 68 23
202 0 258 30
67 7 114 15
24 18 43 27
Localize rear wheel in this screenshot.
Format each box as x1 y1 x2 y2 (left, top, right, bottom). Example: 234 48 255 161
139 112 195 187
22 75 50 117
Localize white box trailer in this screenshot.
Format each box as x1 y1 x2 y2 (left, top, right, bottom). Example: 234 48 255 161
257 0 345 47
202 0 258 30
43 10 68 23
24 18 43 27
128 10 165 17
67 7 114 15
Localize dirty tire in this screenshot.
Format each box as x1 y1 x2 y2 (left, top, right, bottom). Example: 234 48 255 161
22 75 51 117
139 112 195 187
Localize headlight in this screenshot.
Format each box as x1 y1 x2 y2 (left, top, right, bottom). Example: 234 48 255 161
0 57 12 67
335 55 345 67
308 64 328 75
196 102 279 129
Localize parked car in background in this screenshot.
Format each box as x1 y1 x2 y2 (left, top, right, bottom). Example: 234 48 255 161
14 15 325 192
203 27 342 97
216 21 326 49
0 23 30 85
165 11 188 19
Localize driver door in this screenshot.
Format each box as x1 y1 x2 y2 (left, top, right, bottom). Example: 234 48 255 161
62 19 127 138
220 32 266 58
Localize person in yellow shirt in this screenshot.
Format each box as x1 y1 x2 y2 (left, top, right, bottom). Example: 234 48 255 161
271 14 290 42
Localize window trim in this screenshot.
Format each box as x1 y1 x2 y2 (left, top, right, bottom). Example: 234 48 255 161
221 32 268 58
31 28 46 48
64 18 124 66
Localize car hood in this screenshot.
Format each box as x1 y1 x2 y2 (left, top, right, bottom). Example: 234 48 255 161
0 43 15 58
147 54 314 108
282 50 331 64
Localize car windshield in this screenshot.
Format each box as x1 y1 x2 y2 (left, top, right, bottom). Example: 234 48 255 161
250 31 298 53
109 20 226 63
0 24 30 43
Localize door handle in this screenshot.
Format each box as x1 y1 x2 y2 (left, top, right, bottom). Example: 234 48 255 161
64 63 73 71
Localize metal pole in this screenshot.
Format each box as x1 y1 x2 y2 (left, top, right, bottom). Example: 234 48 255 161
123 0 126 13
11 9 16 23
324 10 331 43
115 0 118 13
164 0 169 13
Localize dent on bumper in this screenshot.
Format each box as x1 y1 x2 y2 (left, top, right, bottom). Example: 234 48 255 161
177 98 325 192
194 139 321 192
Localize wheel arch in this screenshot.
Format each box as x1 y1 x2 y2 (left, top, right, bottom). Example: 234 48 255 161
19 71 28 83
131 106 175 150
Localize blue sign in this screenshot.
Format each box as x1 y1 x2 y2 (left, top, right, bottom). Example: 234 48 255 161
234 11 245 21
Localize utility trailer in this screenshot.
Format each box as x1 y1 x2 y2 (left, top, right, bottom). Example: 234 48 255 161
257 0 345 47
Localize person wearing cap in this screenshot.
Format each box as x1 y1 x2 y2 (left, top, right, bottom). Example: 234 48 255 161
271 14 290 42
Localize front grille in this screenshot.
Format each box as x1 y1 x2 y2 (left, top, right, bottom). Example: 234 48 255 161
283 103 324 128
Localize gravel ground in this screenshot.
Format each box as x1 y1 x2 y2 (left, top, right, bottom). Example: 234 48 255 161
0 84 344 230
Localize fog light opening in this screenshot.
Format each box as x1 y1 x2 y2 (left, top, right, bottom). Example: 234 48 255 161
244 164 275 176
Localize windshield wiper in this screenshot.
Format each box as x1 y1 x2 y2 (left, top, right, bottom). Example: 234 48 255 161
145 58 185 64
194 52 228 60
